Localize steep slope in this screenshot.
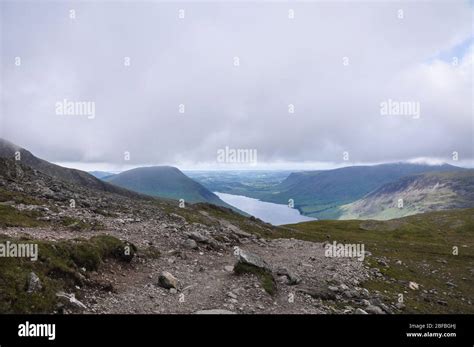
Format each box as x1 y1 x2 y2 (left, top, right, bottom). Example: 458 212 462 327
257 163 464 219
0 138 142 199
338 170 474 220
105 166 236 208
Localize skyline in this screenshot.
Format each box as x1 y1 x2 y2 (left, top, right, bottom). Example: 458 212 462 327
1 1 473 171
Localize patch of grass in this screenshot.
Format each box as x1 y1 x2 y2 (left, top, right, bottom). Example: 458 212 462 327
59 216 104 231
0 188 43 206
0 234 136 313
0 205 46 228
263 208 474 314
64 235 136 270
234 262 277 296
138 246 161 259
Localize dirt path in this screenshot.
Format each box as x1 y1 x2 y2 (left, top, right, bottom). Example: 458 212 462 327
3 223 375 314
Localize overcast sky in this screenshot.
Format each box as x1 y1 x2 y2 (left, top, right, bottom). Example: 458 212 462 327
1 0 473 171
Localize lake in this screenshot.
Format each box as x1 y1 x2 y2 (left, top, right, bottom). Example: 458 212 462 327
215 192 316 226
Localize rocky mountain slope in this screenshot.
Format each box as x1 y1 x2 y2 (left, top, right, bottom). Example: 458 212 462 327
339 171 474 220
0 138 142 199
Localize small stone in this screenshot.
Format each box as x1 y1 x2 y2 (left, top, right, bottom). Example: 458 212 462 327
187 231 208 243
395 302 406 310
224 265 234 272
227 292 238 299
365 305 385 314
56 292 87 310
194 309 235 314
235 249 271 272
276 268 301 285
26 272 42 293
339 283 349 291
158 271 178 289
355 308 368 314
183 239 198 250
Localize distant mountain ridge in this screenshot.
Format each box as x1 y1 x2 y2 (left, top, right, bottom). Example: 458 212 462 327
190 163 466 219
89 171 117 180
104 166 238 210
2 138 469 220
338 170 474 220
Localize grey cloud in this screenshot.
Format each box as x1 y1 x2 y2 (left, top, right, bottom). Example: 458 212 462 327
1 1 472 168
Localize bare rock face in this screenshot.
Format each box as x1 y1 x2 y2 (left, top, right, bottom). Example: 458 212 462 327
158 271 178 289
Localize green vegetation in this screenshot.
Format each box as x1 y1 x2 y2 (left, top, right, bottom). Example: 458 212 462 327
0 203 104 230
0 234 136 313
138 246 161 259
59 216 104 231
253 208 474 313
0 205 46 228
234 262 276 296
0 187 43 206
